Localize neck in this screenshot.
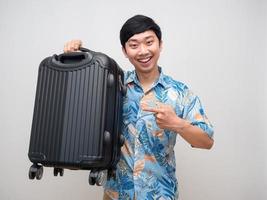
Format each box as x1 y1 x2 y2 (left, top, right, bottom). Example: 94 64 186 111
136 67 160 92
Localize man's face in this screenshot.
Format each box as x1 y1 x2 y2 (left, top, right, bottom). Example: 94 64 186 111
123 30 162 74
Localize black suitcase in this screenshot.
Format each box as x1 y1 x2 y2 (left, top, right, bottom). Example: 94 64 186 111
28 47 126 185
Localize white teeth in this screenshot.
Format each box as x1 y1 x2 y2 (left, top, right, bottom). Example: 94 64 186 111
138 57 151 63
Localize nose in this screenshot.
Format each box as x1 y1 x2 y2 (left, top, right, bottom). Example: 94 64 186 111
138 44 149 55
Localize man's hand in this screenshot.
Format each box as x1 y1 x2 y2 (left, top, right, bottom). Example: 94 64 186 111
142 103 189 132
64 39 83 53
143 103 214 149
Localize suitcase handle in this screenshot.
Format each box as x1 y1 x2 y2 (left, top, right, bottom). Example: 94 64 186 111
57 52 89 64
51 49 93 67
79 47 92 53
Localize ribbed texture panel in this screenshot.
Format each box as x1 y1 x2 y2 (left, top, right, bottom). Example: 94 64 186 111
29 63 107 166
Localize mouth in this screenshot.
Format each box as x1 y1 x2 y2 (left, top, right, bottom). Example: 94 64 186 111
137 56 152 64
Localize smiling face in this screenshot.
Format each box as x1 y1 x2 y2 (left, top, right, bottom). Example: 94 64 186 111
122 30 162 75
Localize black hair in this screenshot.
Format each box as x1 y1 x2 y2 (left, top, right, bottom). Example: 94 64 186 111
120 15 162 48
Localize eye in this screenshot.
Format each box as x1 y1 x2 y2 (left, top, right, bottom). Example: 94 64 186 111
129 43 138 49
147 40 154 46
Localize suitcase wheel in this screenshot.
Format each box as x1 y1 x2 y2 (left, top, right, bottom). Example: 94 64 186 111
96 170 107 186
89 170 107 186
29 164 43 180
89 171 97 185
53 168 64 176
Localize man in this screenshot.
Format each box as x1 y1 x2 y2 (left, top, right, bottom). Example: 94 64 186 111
64 15 214 200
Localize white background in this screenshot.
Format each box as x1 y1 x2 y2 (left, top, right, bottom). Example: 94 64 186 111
0 0 266 199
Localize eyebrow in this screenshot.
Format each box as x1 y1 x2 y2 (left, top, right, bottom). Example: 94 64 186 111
128 35 154 43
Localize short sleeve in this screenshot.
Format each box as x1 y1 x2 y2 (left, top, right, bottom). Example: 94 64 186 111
181 89 214 138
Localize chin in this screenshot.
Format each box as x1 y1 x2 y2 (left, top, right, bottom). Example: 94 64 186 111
137 66 155 74
136 62 158 73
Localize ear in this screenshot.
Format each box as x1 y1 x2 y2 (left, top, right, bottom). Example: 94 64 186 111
159 40 163 52
122 46 128 58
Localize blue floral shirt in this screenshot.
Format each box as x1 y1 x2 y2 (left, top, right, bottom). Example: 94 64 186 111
104 68 214 200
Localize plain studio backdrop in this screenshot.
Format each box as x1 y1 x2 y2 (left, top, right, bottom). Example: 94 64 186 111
0 0 266 199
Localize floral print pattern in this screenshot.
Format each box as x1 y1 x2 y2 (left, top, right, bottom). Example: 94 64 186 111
104 68 214 200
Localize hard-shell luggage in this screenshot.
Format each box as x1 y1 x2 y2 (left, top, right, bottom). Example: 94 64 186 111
28 47 126 185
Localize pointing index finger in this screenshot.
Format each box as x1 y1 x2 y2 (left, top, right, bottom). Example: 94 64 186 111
142 107 161 113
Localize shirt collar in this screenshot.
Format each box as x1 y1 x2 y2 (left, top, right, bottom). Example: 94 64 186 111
125 67 169 89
